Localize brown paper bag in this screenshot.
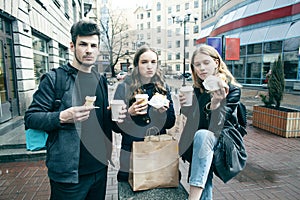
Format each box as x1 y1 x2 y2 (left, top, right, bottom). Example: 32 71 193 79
128 133 179 191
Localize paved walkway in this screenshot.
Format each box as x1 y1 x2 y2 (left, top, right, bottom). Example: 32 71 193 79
0 81 299 199
0 120 299 200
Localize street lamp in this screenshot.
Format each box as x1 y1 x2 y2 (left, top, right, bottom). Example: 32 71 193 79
172 13 198 86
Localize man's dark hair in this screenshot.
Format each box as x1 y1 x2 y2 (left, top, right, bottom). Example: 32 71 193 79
70 20 100 44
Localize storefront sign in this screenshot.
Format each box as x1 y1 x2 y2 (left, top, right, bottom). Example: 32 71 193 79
207 37 222 56
225 38 240 60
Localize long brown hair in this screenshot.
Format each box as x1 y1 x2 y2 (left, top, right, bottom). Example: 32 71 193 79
128 45 166 99
191 44 242 92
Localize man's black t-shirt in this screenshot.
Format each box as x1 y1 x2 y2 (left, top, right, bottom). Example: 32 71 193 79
77 70 107 175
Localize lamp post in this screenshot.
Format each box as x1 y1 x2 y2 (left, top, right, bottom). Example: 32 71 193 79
172 13 198 86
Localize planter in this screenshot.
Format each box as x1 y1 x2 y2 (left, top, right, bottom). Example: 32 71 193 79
252 105 300 138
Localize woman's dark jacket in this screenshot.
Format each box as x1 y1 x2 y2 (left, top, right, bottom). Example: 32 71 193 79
179 84 241 163
112 76 176 181
24 64 112 183
113 76 176 144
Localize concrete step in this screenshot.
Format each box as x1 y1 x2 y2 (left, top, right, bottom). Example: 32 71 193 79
0 119 46 163
0 148 46 163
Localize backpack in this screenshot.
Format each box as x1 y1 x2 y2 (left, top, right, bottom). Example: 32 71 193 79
25 67 67 151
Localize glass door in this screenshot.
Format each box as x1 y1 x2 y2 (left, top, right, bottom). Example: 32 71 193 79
0 18 18 123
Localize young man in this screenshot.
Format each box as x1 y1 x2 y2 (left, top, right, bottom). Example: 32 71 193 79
25 20 112 199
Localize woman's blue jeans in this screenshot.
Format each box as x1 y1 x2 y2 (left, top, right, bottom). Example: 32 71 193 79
189 129 218 200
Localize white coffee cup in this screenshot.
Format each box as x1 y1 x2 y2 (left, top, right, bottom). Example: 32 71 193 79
180 86 193 106
111 100 125 121
135 94 149 113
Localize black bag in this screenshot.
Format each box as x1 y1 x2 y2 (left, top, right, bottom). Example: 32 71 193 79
213 122 247 183
237 102 247 128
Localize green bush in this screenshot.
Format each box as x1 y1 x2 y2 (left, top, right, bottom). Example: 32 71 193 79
260 55 285 108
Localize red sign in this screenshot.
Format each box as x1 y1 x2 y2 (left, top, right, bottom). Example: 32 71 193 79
225 38 240 60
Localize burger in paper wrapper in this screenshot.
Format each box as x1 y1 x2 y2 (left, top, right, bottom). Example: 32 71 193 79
203 75 228 92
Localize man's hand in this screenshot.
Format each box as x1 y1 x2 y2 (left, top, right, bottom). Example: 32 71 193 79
59 106 94 123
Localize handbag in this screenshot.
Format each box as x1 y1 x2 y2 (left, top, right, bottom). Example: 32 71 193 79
128 127 179 191
213 122 247 183
25 129 48 151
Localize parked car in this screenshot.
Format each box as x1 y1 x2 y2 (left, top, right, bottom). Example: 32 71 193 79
116 71 128 80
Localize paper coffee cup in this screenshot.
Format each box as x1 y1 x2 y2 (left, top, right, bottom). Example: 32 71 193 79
111 100 125 121
180 86 193 106
135 94 149 113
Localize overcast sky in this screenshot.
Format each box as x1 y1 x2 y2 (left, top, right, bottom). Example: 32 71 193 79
111 0 150 9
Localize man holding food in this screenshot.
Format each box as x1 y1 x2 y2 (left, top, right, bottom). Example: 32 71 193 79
24 20 113 199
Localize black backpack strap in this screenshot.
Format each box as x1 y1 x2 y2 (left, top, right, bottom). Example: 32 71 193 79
52 68 67 110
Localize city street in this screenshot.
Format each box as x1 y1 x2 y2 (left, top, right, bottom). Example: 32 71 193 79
0 79 300 200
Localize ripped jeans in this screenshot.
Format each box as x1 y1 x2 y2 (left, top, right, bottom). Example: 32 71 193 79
189 129 219 200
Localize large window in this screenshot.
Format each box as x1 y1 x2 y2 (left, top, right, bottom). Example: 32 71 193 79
247 43 262 54
246 56 261 84
59 44 68 66
283 51 298 79
32 35 49 86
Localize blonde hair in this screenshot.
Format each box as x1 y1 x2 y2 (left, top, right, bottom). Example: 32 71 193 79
191 44 242 91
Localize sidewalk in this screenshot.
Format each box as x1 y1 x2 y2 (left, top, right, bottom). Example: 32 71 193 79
0 85 299 199
0 120 299 200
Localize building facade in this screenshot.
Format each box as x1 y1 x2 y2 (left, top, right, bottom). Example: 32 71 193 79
130 0 201 75
0 0 92 124
197 0 300 89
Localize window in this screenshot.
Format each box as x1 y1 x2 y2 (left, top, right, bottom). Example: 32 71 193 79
157 15 161 22
147 22 150 29
59 44 68 66
168 7 172 14
147 12 150 18
247 43 262 54
64 0 69 19
168 53 172 60
194 0 199 8
263 41 282 53
185 52 189 59
283 51 298 79
140 14 143 19
32 35 49 86
240 46 246 56
245 55 262 84
176 40 180 48
176 28 181 36
185 39 189 47
193 25 199 33
176 64 180 71
176 5 180 12
168 41 172 48
157 38 161 44
168 18 172 25
167 30 172 37
140 24 144 30
157 2 161 11
193 39 197 46
176 53 180 59
185 3 189 10
157 26 161 33
72 1 77 22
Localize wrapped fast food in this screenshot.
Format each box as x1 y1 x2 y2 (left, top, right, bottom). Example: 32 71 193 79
148 93 170 109
203 75 228 92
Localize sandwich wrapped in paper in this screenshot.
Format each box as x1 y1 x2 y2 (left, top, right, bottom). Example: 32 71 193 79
148 93 170 109
203 75 228 92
